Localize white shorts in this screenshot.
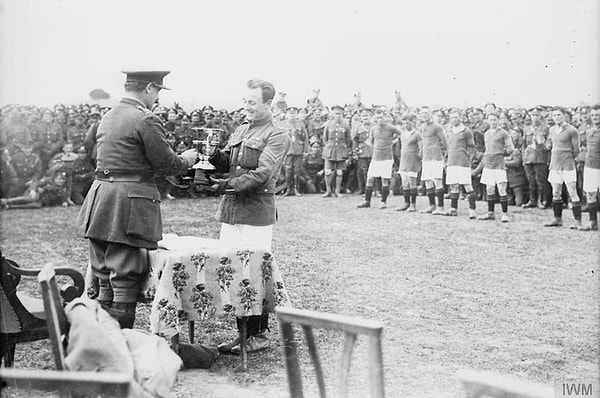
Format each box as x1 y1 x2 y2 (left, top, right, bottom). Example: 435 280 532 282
583 167 600 192
480 168 507 186
548 169 577 185
446 166 472 185
367 159 394 179
219 223 273 252
421 160 445 181
399 171 418 179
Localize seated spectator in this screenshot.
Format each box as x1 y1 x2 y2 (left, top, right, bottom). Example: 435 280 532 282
10 140 44 196
69 146 95 204
0 148 19 198
505 149 527 207
1 169 73 209
298 137 325 193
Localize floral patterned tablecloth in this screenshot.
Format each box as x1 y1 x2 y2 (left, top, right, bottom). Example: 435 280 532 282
142 239 291 338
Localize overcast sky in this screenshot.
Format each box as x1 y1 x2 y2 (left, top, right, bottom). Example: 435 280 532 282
1 0 598 110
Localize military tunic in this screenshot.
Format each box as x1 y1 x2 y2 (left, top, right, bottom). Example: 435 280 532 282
322 120 351 162
210 115 290 226
77 97 190 249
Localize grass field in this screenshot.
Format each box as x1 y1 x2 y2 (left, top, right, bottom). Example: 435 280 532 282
1 193 598 397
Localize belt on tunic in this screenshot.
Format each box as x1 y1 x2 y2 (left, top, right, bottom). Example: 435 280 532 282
95 170 155 183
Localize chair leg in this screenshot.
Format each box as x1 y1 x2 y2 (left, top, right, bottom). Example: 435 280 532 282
3 344 16 367
240 318 247 370
188 321 195 344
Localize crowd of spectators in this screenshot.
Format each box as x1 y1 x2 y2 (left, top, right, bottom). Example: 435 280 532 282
0 90 595 215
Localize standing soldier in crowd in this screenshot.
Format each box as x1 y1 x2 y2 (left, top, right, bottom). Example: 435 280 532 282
321 105 352 198
395 114 423 212
76 69 198 328
522 106 550 209
66 111 88 149
390 90 408 114
352 108 374 195
306 88 324 110
208 78 290 354
543 107 582 228
307 107 326 142
357 111 400 209
417 106 447 214
578 104 600 231
282 106 309 196
443 108 478 218
474 112 515 222
470 108 489 154
504 130 527 207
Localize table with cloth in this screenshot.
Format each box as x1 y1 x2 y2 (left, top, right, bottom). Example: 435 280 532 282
140 235 292 343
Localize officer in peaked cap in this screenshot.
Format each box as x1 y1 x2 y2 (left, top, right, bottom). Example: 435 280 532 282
121 69 171 90
76 69 198 329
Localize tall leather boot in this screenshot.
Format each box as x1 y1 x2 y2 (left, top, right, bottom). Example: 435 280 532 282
284 172 295 196
357 168 366 195
110 302 137 329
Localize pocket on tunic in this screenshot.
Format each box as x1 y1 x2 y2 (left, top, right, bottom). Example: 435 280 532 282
76 180 100 233
241 137 266 169
126 186 162 242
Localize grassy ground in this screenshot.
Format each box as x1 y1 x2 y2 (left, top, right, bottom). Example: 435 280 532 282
1 192 598 397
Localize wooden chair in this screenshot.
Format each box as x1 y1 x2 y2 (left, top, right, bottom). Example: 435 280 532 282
457 369 554 398
275 306 385 398
35 264 131 397
0 251 85 366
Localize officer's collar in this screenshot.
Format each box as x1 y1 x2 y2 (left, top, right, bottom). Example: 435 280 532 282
249 113 272 127
121 96 148 109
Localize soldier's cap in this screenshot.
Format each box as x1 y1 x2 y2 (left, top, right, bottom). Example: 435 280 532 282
331 105 344 112
190 110 201 117
286 106 299 112
121 69 171 90
52 169 68 179
529 106 545 113
89 109 101 117
61 152 79 161
309 136 322 146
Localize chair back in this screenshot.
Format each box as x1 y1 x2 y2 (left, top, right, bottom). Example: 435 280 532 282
457 369 554 398
276 306 385 398
38 265 68 371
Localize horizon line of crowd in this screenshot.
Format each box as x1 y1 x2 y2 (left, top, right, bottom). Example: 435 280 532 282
0 91 598 232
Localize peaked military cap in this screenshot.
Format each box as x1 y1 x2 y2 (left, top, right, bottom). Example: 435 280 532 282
122 69 171 90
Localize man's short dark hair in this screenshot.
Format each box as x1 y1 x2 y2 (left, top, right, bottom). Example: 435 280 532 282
124 81 150 92
247 79 276 103
591 104 600 112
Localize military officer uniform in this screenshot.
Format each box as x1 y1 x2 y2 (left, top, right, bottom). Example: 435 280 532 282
351 118 373 195
11 143 44 196
76 70 196 328
282 107 309 196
